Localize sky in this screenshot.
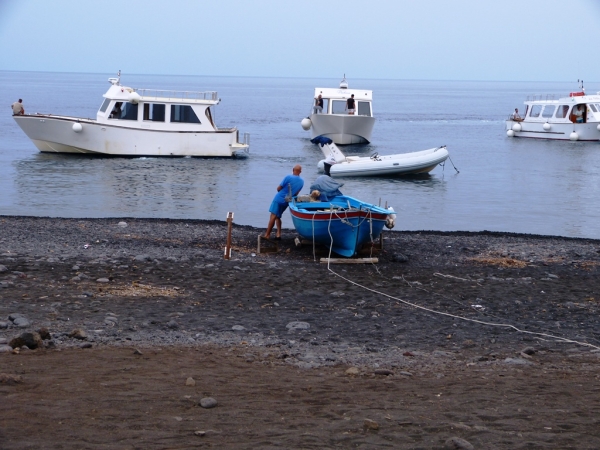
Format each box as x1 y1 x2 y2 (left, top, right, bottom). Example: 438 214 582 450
1 0 600 81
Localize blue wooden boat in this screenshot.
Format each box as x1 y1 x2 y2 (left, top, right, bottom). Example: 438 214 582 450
289 195 394 257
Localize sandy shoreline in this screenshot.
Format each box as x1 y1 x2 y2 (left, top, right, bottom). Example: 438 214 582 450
1 216 600 448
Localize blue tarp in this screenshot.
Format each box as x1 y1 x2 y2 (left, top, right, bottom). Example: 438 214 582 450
310 135 333 146
309 175 344 201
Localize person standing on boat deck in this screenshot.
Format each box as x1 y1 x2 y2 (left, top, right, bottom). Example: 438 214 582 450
572 104 585 123
314 94 323 114
11 99 24 115
346 94 355 115
263 165 304 240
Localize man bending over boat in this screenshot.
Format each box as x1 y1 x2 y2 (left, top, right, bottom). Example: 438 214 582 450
263 165 304 240
11 99 25 115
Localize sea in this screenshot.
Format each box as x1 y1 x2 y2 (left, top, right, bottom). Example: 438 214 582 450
2 71 600 239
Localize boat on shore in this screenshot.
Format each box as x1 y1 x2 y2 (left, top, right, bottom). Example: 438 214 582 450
300 76 374 145
12 71 250 157
289 194 394 257
312 136 449 177
506 80 600 141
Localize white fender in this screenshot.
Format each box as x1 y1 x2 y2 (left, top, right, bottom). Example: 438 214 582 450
543 123 551 131
507 129 514 137
512 123 522 132
570 131 579 141
72 123 83 133
301 117 312 130
385 207 396 229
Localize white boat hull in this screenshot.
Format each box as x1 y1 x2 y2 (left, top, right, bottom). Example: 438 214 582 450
13 115 249 157
318 146 449 177
505 120 600 141
309 113 375 145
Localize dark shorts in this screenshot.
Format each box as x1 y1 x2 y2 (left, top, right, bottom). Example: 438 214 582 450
269 201 288 218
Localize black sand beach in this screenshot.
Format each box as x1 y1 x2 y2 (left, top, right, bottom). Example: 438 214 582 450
1 216 600 449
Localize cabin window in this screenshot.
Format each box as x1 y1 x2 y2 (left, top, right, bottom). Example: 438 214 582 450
321 98 329 113
143 103 165 122
109 101 138 120
331 100 346 115
556 105 570 119
589 104 597 113
529 105 542 118
99 98 111 113
170 105 200 123
542 105 556 118
357 101 371 116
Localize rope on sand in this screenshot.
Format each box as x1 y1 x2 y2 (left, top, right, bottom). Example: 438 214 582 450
322 231 600 351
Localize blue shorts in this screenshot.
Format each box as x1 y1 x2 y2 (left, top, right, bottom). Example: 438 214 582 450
269 201 288 218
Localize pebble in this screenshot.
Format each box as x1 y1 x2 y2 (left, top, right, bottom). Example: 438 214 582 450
444 437 474 450
0 345 13 353
373 369 393 376
194 430 206 437
0 264 7 272
363 419 379 430
185 377 196 386
0 321 8 329
503 357 532 365
286 321 310 331
134 254 150 261
96 278 110 283
232 325 245 331
117 222 127 228
199 397 217 408
69 329 87 340
80 343 93 349
345 367 360 375
13 317 31 328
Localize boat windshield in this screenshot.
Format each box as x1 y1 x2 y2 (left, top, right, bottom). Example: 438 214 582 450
99 98 111 113
357 101 371 116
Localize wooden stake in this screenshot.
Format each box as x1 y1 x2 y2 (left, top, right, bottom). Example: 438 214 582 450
224 212 234 259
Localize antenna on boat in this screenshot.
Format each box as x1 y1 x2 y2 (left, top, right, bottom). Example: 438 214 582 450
578 79 585 93
340 74 348 89
108 69 121 86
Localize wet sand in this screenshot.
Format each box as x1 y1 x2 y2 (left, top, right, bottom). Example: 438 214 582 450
1 216 600 448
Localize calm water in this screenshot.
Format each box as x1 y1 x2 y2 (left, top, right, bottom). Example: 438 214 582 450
2 71 600 238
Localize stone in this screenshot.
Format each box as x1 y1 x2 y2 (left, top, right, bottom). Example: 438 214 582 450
9 332 43 349
444 437 474 450
80 343 93 349
363 419 379 430
117 221 127 227
194 431 206 437
0 373 23 384
286 321 310 331
503 357 532 365
0 264 7 272
96 278 110 283
232 325 245 331
134 254 150 261
0 345 13 353
37 327 51 340
392 253 409 263
185 377 196 386
133 349 143 355
521 346 536 355
345 367 360 375
69 329 87 340
374 369 393 376
0 321 8 329
199 397 217 408
13 317 30 328
8 313 25 321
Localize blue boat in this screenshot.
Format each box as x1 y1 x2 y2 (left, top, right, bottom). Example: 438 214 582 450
289 195 394 257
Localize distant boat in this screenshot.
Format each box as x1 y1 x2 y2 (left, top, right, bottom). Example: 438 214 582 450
300 75 374 145
12 71 250 157
506 80 600 141
289 194 394 257
312 136 449 177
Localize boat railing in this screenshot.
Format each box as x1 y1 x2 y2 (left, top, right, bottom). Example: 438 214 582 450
134 89 218 101
526 94 557 102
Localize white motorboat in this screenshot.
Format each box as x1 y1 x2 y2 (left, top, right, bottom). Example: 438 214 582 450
312 136 449 177
12 71 250 157
300 75 374 145
506 80 600 141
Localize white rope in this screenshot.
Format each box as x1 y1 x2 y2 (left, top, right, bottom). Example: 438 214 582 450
324 256 600 351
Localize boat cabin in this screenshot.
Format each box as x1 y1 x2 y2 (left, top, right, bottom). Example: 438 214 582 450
522 93 600 124
312 87 373 117
96 77 221 131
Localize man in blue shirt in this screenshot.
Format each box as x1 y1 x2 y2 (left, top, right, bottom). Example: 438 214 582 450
263 164 304 240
